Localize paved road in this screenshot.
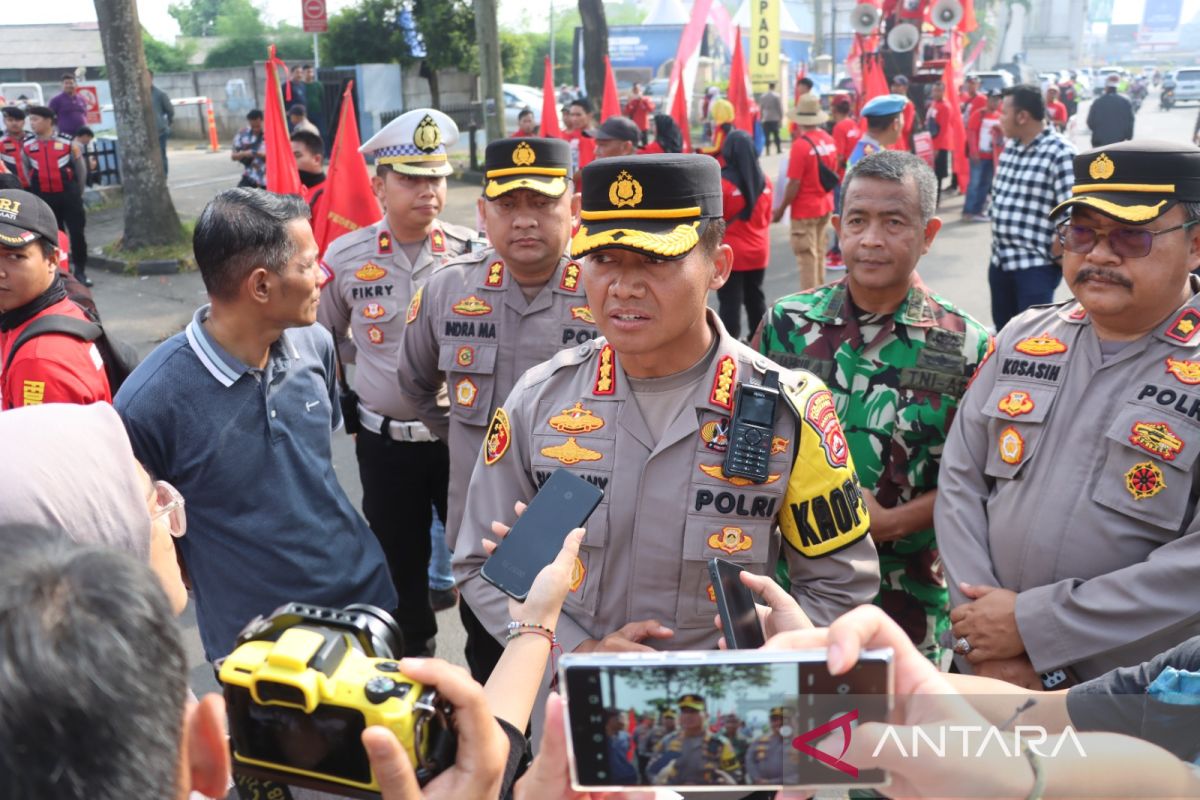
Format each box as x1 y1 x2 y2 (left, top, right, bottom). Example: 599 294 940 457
86 93 1196 695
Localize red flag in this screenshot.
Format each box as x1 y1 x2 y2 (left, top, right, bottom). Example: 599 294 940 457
944 33 970 195
601 56 621 121
860 53 890 108
626 710 637 762
264 45 302 196
728 27 754 134
540 56 562 138
312 82 380 258
960 0 978 32
671 67 693 152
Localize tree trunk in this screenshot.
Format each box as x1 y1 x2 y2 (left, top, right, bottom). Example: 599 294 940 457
93 0 183 249
579 0 608 109
474 0 506 140
428 66 441 112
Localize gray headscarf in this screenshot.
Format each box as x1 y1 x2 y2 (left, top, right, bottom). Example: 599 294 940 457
0 403 150 561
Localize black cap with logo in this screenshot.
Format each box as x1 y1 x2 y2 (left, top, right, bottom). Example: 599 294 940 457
1051 139 1200 224
0 189 59 248
482 137 572 199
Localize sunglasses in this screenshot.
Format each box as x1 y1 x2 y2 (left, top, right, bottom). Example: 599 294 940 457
149 479 187 538
1057 219 1200 259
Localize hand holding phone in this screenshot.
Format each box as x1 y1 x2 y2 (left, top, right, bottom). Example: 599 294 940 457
708 558 766 649
484 506 585 630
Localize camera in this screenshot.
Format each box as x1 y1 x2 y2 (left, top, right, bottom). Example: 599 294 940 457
218 603 455 799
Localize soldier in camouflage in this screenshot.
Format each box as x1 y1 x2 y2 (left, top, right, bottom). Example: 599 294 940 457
758 151 992 666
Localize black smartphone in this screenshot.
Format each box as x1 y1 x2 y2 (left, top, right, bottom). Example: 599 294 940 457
559 649 893 791
481 468 604 601
723 374 781 483
708 558 766 649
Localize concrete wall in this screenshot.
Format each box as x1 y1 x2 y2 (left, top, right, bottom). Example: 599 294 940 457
401 69 476 110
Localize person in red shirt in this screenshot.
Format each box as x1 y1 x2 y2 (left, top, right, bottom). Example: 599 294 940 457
561 98 597 180
290 129 325 210
639 113 683 154
888 75 915 152
960 75 988 119
1 106 31 189
622 83 655 146
0 189 111 409
514 108 538 137
772 95 838 290
716 129 772 339
830 98 862 179
963 90 1003 220
1045 85 1068 132
925 81 956 206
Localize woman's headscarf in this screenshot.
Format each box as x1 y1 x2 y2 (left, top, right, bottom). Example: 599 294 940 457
710 98 735 126
721 129 767 221
651 114 683 153
0 404 150 560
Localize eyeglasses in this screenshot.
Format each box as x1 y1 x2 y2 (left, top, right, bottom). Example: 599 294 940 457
149 479 187 538
1057 220 1200 259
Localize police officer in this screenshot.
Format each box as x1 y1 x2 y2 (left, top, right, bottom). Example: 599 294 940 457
746 707 799 784
720 712 751 781
848 95 907 169
640 708 676 776
453 154 878 676
647 694 739 785
396 137 593 680
317 108 479 657
23 106 87 285
938 140 1200 687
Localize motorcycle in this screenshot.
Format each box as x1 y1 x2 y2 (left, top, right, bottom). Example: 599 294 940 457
1162 87 1176 110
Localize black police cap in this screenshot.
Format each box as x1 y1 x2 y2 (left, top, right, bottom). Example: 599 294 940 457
571 153 723 260
483 137 572 199
1051 139 1200 225
0 189 60 248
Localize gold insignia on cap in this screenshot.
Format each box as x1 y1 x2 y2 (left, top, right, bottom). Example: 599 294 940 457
413 114 442 153
512 141 536 166
608 170 643 208
1088 153 1115 181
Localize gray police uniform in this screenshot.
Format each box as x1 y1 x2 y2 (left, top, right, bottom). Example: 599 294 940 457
745 732 798 783
396 252 597 553
937 289 1200 680
452 313 881 656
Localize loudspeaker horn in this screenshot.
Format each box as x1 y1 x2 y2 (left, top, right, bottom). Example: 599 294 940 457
931 0 964 30
850 3 882 34
886 23 921 52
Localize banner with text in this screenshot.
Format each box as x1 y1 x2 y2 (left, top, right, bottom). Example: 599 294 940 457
750 0 781 90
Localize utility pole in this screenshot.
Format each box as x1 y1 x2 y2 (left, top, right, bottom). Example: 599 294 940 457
831 0 837 82
475 0 506 140
549 0 556 80
813 0 825 58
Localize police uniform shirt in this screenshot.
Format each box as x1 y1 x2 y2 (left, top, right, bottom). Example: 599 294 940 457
452 311 880 655
397 252 597 550
937 286 1200 680
746 732 798 783
317 218 477 420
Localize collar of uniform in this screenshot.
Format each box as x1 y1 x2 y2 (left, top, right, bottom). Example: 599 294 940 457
893 275 940 328
694 309 758 413
185 304 299 388
1152 274 1200 348
795 278 937 328
1056 300 1089 324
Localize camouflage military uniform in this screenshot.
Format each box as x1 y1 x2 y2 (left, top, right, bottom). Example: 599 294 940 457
759 277 992 664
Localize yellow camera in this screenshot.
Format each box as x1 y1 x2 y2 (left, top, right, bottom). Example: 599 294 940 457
218 603 454 798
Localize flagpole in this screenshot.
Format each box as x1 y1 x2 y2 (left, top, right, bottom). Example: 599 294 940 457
549 0 555 81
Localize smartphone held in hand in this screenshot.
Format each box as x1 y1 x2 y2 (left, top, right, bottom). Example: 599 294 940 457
708 558 766 649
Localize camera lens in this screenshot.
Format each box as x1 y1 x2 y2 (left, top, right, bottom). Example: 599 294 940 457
564 491 574 500
344 603 405 658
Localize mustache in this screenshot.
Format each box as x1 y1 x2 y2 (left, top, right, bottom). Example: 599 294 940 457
1073 266 1133 289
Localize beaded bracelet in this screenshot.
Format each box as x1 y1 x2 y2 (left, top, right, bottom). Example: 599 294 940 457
506 621 563 686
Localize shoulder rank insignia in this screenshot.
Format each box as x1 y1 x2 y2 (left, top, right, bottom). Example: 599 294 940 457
570 306 595 324
1165 357 1200 385
998 426 1024 465
541 437 603 465
1126 461 1165 500
700 417 730 452
377 231 392 254
355 262 386 282
483 408 511 465
593 345 616 395
698 463 780 487
363 303 386 320
1014 334 1067 356
485 260 505 288
455 377 478 407
405 286 423 323
430 228 446 253
709 356 736 410
569 556 586 592
560 262 582 292
453 295 493 316
804 389 849 468
707 526 753 556
456 345 475 367
1165 308 1200 344
997 390 1034 418
548 402 606 434
1129 421 1183 461
367 325 384 345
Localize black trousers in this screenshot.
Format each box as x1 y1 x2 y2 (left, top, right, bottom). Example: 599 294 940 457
355 429 449 657
762 120 782 154
40 189 87 275
934 149 950 205
716 269 767 340
460 597 505 683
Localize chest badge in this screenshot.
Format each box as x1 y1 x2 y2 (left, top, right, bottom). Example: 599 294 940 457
804 389 849 468
1126 461 1166 500
541 437 603 465
699 463 780 487
355 262 386 281
770 436 789 455
363 303 386 319
709 356 736 411
569 556 586 593
430 229 445 253
452 295 493 316
485 261 505 287
1165 357 1200 385
405 286 423 324
700 417 731 452
483 408 511 465
1014 334 1067 356
455 377 478 408
560 262 581 292
998 426 1024 465
456 345 475 367
548 402 606 434
997 390 1035 418
1129 421 1183 461
570 306 595 324
707 526 753 556
593 345 616 395
1165 309 1200 343
366 325 384 345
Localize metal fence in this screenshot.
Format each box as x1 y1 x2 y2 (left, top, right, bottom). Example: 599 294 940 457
86 138 121 186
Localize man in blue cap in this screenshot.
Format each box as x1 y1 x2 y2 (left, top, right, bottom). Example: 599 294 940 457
848 95 907 169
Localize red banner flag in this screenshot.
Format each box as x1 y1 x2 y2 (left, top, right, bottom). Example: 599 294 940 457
671 67 693 153
264 45 303 196
312 82 380 260
944 32 970 195
728 27 754 134
601 55 621 121
541 56 563 138
960 0 978 33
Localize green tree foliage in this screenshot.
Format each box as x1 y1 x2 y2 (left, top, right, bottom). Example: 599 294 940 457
412 0 475 70
168 0 264 38
620 665 775 707
325 0 413 66
499 31 533 85
202 36 266 67
141 29 193 73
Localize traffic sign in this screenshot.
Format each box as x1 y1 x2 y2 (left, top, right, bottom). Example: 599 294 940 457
302 0 328 33
78 85 101 124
